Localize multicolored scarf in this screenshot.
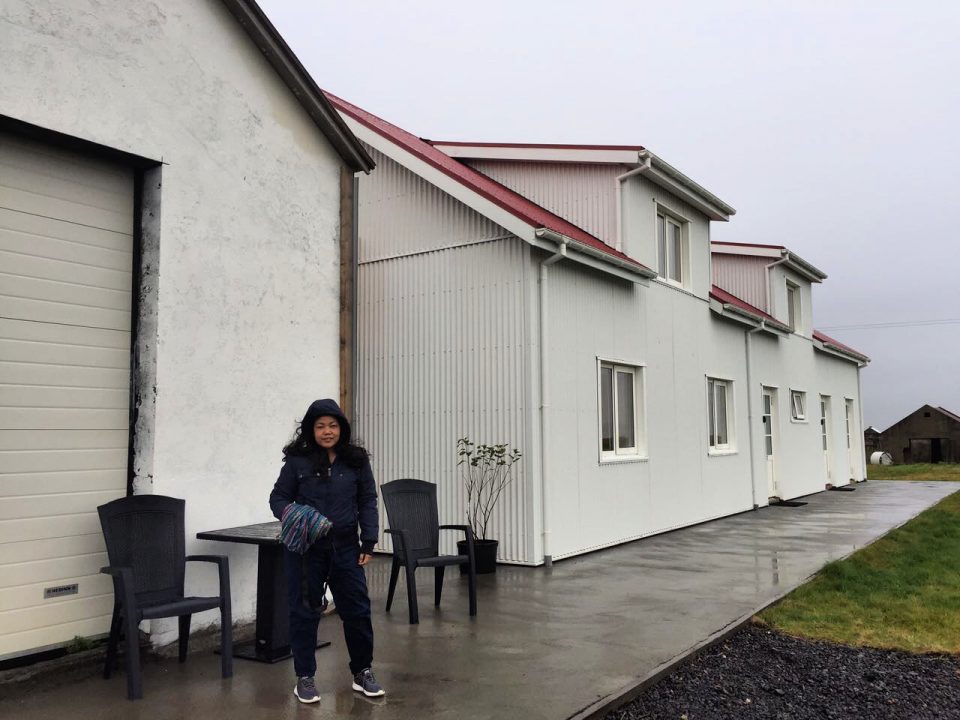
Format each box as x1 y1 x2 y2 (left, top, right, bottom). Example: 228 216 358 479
279 502 333 554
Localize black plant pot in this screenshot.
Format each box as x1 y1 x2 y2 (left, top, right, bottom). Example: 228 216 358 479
458 538 499 575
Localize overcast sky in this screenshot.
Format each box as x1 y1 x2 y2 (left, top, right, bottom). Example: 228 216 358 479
259 0 959 431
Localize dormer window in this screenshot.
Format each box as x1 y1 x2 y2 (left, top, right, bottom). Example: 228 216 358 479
657 210 684 286
786 281 800 331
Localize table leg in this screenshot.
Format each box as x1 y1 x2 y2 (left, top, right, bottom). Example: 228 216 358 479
230 544 329 663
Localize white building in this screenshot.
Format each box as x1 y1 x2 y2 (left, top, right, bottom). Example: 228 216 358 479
0 0 372 660
331 94 869 566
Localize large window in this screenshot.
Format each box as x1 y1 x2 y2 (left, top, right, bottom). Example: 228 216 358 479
656 211 683 285
707 377 733 452
786 281 800 332
791 390 807 421
599 361 644 459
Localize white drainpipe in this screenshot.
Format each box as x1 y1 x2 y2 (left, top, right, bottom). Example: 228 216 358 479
764 255 789 316
538 239 567 566
614 154 652 252
745 321 766 508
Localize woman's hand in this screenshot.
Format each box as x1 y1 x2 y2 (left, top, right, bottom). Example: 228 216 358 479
358 553 373 566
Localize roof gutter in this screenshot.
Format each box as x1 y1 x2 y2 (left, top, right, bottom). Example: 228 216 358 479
639 150 736 221
534 228 657 281
221 0 374 173
782 251 827 282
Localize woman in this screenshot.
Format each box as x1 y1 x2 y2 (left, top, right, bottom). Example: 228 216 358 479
269 398 385 704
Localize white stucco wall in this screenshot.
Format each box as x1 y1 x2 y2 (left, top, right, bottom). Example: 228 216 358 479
2 0 347 643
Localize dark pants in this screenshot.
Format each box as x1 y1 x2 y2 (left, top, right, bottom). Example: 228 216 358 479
284 540 374 677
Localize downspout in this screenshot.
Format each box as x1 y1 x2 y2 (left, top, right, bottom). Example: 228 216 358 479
764 254 789 316
745 322 765 508
614 154 652 252
856 364 867 481
539 238 567 566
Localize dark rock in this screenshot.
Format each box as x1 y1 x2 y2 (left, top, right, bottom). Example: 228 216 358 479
606 625 960 720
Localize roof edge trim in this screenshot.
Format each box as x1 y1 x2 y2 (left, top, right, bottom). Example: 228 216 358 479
220 0 374 173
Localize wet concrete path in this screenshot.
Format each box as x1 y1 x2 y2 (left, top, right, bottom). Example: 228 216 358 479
2 480 955 720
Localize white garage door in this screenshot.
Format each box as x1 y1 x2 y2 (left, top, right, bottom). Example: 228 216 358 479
0 132 134 659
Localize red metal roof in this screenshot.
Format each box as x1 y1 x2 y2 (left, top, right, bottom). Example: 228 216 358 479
325 93 649 272
709 285 790 330
711 241 786 251
812 330 869 362
426 140 647 151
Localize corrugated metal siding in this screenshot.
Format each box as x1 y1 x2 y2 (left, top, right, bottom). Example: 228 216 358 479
467 160 621 245
711 255 769 312
355 239 531 563
358 145 511 263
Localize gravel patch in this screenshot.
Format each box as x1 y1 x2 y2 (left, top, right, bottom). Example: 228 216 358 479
606 624 960 720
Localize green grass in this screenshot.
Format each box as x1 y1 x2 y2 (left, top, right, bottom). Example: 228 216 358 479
867 462 960 482
759 489 960 654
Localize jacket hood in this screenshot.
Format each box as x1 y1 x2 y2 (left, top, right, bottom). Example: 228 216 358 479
300 398 351 446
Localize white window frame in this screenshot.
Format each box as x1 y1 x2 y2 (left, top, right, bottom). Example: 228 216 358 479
706 376 735 454
786 281 801 332
656 207 685 287
598 360 646 462
790 389 807 422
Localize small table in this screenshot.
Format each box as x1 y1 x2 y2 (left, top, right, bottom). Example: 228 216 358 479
197 521 330 663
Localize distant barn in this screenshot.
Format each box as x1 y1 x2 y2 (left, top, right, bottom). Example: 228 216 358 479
880 405 960 464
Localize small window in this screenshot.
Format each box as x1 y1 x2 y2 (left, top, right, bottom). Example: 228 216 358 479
786 281 801 332
707 377 733 451
656 211 683 285
791 390 806 421
599 362 644 459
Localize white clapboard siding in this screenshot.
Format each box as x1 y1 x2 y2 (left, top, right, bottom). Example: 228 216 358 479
0 132 133 659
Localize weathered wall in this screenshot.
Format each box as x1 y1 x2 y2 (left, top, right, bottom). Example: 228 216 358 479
880 406 960 464
1 0 346 645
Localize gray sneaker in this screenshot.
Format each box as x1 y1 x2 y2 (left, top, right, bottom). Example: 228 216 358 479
352 667 385 697
294 676 320 704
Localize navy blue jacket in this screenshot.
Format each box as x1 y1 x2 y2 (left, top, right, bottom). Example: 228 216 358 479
269 454 379 554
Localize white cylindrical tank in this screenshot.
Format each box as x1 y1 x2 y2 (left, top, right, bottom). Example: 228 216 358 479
869 451 893 465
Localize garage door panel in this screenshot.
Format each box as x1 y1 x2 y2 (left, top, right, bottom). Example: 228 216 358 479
0 317 129 349
0 429 129 452
0 534 106 566
1 468 126 497
0 448 128 475
0 512 101 544
0 273 131 312
0 575 111 614
0 340 128 369
0 135 133 197
0 209 133 258
0 157 132 219
0 361 128 389
0 407 129 430
0 615 113 657
1 131 133 658
0 295 130 331
0 250 131 291
1 489 125 521
0 185 131 235
0 594 114 638
0 384 129 410
0 552 110 589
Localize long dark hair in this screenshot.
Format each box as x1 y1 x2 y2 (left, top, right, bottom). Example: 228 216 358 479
282 424 369 470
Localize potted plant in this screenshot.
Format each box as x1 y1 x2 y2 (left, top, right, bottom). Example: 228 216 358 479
456 437 522 574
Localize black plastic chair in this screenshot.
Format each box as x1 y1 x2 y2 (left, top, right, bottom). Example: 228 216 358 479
380 479 477 624
97 495 232 700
